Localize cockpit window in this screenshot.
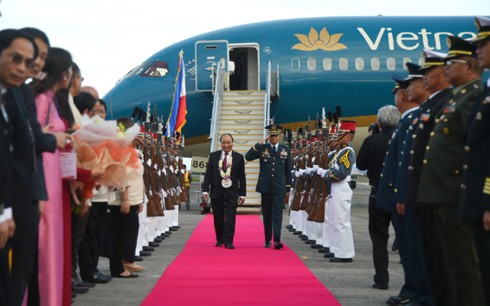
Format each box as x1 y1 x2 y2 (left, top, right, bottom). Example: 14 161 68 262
140 61 170 77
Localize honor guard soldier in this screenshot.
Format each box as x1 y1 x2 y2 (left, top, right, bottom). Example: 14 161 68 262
458 16 490 306
317 120 356 263
245 124 292 250
418 35 485 306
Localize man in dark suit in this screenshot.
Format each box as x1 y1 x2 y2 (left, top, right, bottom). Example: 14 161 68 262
418 36 485 306
458 16 490 306
202 133 246 249
356 103 400 288
245 124 292 250
0 29 39 306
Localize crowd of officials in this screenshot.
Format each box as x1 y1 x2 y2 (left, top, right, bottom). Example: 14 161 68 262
0 27 187 306
355 17 490 306
1 16 490 306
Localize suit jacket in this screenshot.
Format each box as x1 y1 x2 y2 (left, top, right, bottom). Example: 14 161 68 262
458 86 490 222
418 80 483 205
20 84 56 201
245 142 292 194
377 109 419 212
4 87 36 222
406 88 453 206
202 150 246 200
0 93 13 212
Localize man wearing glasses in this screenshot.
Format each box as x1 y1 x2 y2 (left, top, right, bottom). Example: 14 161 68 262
459 16 490 306
246 124 292 250
418 35 485 305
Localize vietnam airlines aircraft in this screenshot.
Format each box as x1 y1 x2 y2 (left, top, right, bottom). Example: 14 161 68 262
103 16 484 156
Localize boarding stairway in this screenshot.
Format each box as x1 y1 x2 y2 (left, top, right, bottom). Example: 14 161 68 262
208 59 277 209
211 90 266 208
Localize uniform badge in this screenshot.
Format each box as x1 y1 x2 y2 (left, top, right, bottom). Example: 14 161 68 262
411 118 418 125
418 123 424 130
443 105 456 113
420 113 431 122
442 127 449 135
280 149 288 158
483 96 490 104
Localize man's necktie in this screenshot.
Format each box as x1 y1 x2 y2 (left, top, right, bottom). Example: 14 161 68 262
272 145 276 154
223 152 228 170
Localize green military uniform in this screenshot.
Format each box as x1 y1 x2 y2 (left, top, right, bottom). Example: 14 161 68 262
458 16 490 306
418 79 483 203
417 36 485 306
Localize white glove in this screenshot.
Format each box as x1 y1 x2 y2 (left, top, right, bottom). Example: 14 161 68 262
295 171 300 178
299 169 305 176
316 167 323 175
305 167 312 175
313 165 319 170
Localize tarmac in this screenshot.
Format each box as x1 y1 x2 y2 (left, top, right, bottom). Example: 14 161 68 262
74 179 403 306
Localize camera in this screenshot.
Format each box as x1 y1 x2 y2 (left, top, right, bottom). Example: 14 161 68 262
368 123 380 134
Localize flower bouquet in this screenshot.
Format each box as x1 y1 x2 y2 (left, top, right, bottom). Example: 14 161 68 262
70 115 140 207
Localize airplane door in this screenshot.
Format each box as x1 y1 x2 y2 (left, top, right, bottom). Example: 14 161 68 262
195 40 228 92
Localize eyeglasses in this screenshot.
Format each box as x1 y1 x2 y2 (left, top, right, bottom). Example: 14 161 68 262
446 59 468 65
9 52 34 69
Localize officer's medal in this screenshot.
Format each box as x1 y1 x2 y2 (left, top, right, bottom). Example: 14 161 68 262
219 154 233 188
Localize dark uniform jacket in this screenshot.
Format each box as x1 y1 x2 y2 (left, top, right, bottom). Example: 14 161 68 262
356 127 394 187
202 150 246 200
393 108 420 204
377 108 419 212
406 88 453 206
418 80 483 205
245 142 292 194
458 86 490 222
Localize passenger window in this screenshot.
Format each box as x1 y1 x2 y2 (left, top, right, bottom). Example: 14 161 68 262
140 61 170 78
371 58 380 71
291 58 300 71
323 58 332 71
355 58 364 71
339 58 348 71
402 57 412 70
387 57 396 70
307 58 317 71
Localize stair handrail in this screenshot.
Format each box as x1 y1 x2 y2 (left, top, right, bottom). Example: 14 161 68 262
209 58 226 152
264 61 273 137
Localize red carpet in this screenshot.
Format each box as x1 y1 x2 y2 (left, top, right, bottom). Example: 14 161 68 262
142 214 340 306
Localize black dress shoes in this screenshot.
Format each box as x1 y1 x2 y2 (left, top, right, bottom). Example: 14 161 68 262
143 246 154 252
82 271 112 284
372 283 388 290
285 225 293 230
148 241 160 247
329 257 353 263
324 252 335 258
140 250 152 256
224 244 235 249
293 231 302 235
386 295 411 305
391 238 398 251
264 242 271 248
318 247 329 253
215 241 223 247
133 255 143 262
273 242 283 250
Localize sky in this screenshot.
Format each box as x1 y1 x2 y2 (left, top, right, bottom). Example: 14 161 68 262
1 0 489 97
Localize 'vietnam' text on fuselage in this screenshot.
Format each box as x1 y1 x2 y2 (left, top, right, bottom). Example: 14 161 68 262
357 27 476 51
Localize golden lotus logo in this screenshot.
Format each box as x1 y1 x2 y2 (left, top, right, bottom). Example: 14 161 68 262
292 27 347 51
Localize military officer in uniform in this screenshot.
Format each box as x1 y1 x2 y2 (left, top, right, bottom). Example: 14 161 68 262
458 16 490 306
317 120 356 262
245 124 292 249
418 36 485 306
398 50 454 306
378 63 431 306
